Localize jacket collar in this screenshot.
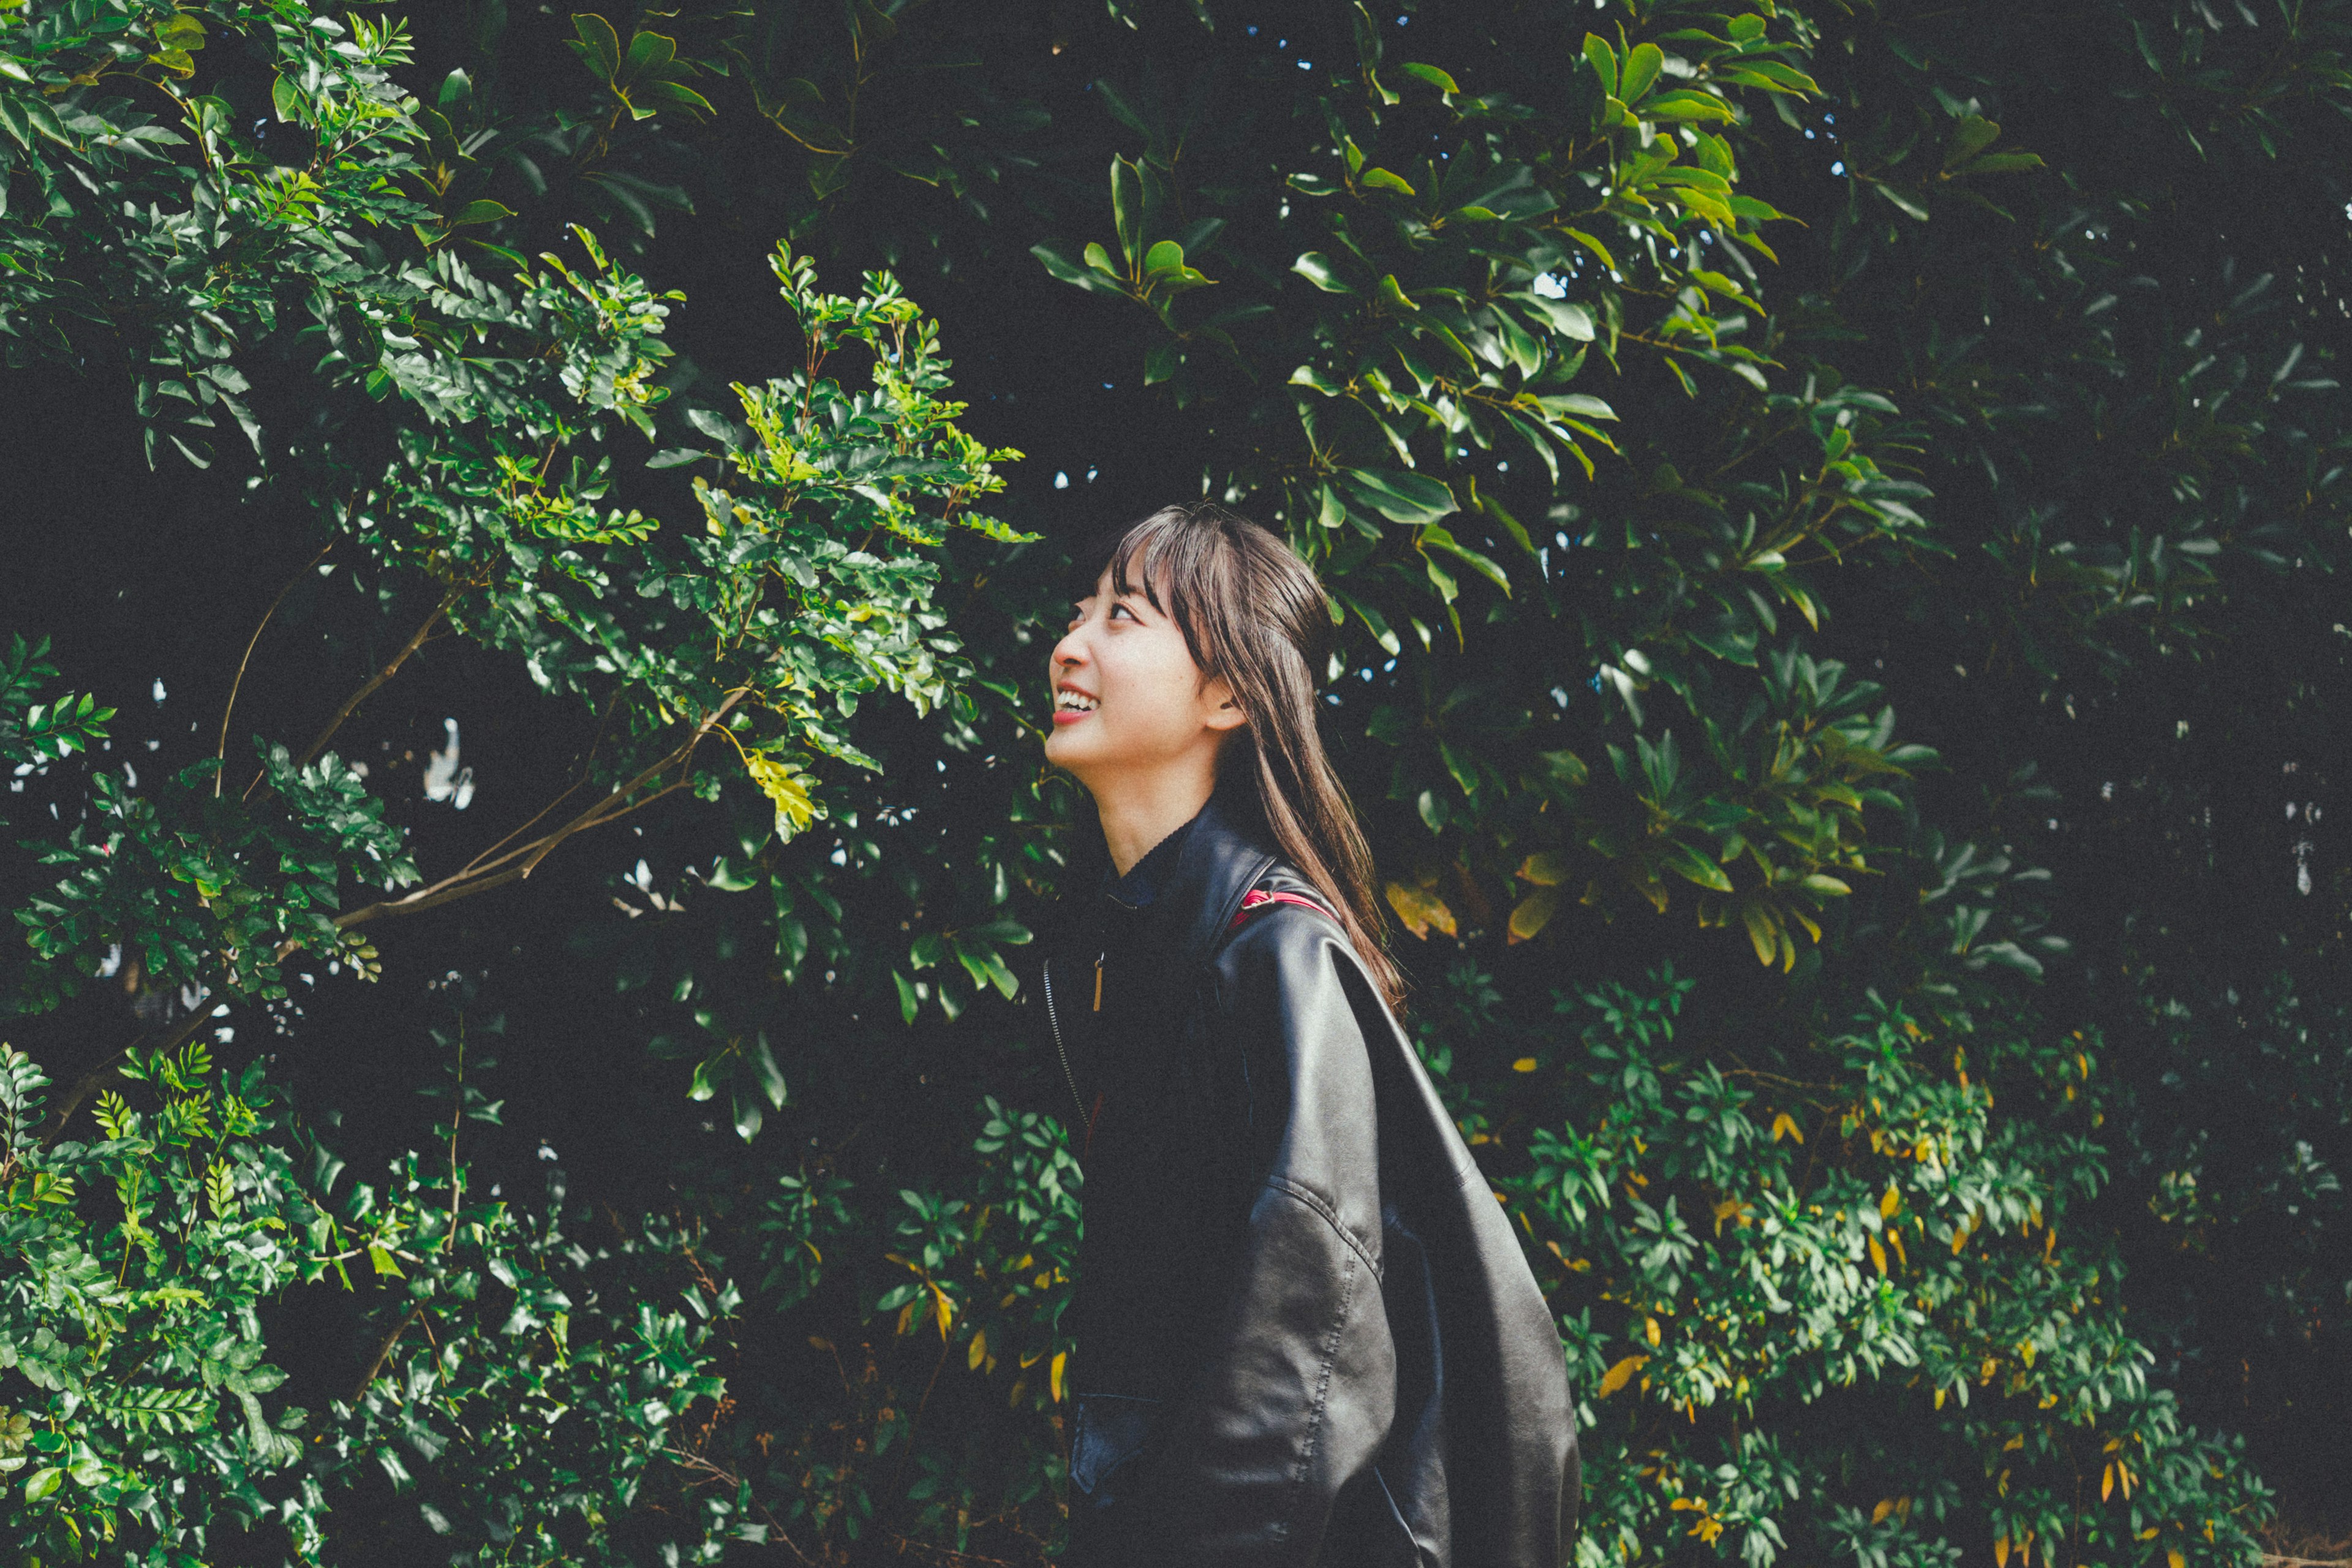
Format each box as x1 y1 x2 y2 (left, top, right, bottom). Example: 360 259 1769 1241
1104 788 1278 974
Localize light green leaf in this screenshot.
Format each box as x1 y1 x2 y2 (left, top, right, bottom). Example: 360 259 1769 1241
1294 252 1355 293
1343 469 1458 525
1618 43 1664 105
1583 34 1618 99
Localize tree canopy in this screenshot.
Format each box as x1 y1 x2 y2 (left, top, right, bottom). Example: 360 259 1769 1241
1 0 2346 1562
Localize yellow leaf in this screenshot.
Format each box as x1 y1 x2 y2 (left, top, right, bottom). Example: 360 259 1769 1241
1880 1186 1901 1219
1644 1317 1661 1348
1384 880 1457 940
968 1328 987 1371
932 1284 954 1338
2168 1551 2184 1568
1996 1538 2010 1568
2101 1463 2114 1501
1868 1235 1887 1275
1871 1499 1895 1525
745 753 818 842
1512 1057 1539 1073
1597 1354 1649 1397
1507 886 1560 944
1770 1111 1804 1144
1518 850 1570 886
1049 1350 1068 1403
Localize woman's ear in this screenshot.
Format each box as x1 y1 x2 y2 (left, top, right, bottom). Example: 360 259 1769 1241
1200 675 1249 733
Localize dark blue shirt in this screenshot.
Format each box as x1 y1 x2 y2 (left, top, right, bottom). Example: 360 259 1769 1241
1102 815 1197 911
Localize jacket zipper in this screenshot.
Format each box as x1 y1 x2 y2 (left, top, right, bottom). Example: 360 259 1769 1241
1041 957 1090 1129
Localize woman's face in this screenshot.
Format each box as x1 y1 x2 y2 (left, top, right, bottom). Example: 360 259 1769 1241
1044 565 1242 787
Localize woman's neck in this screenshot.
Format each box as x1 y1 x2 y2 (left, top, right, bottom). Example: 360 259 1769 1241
1091 769 1217 878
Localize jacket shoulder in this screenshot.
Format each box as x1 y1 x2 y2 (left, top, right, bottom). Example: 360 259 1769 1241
1210 867 1348 973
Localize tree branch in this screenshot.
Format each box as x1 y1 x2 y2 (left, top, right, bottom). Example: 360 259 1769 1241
325 688 746 933
55 696 741 1145
657 1446 818 1566
247 587 458 801
352 1305 423 1406
216 542 333 797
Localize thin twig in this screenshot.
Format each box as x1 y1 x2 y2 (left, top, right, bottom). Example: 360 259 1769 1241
876 1534 1025 1568
326 775 694 934
448 690 626 880
445 1013 465 1252
657 1446 817 1565
892 1329 957 1500
216 543 333 796
247 587 457 801
323 689 745 934
352 1305 423 1405
296 587 459 769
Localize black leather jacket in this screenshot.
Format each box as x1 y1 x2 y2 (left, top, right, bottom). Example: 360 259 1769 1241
1040 794 1579 1567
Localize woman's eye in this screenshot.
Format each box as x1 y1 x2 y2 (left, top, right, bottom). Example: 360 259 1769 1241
1110 602 1137 622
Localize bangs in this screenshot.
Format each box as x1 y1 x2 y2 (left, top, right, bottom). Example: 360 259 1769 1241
1066 505 1250 679
1068 507 1205 620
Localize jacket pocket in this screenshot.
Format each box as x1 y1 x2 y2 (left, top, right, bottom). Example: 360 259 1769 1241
1069 1392 1163 1499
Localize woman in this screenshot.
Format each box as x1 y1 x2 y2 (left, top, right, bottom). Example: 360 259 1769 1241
1039 502 1578 1567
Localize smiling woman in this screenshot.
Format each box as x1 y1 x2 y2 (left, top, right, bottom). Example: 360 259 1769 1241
1050 504 1401 1009
1044 530 1248 877
1035 502 1577 1567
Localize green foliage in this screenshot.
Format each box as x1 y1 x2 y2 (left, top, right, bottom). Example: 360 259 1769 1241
1492 970 2262 1568
1 637 113 769
17 743 412 1013
2 0 2346 1561
0 1014 748 1563
0 0 432 467
0 1035 318 1553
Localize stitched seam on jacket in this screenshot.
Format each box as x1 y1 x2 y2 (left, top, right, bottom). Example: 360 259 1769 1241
1287 1235 1360 1537
1265 1175 1382 1283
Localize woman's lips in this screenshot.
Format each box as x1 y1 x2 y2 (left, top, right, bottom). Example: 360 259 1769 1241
1050 708 1093 726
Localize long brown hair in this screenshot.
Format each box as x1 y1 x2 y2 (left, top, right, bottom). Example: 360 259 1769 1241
1074 503 1407 1013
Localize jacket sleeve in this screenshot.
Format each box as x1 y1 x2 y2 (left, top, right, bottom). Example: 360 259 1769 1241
1120 913 1397 1566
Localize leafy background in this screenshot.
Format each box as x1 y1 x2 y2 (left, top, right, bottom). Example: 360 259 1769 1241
1 0 2347 1563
